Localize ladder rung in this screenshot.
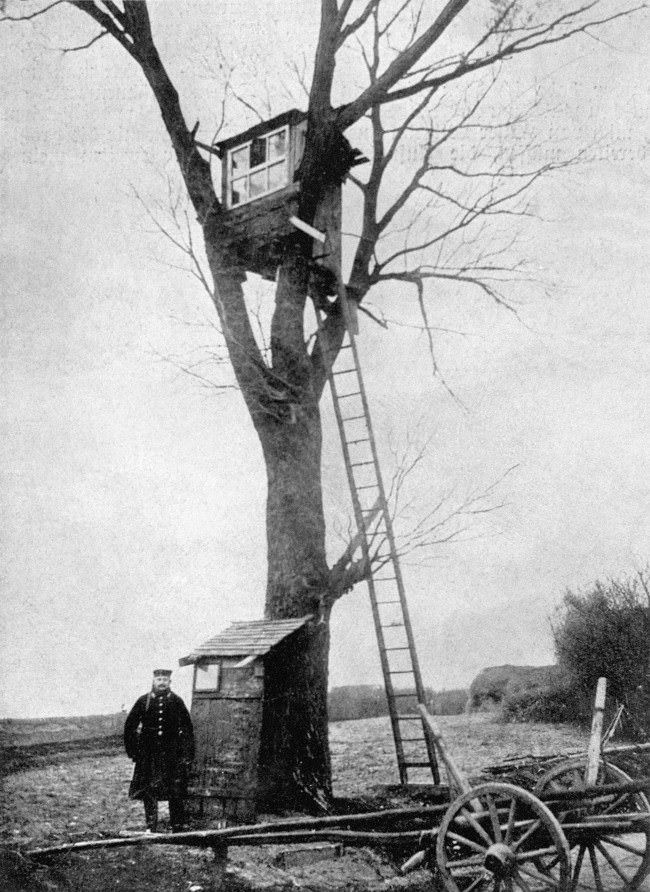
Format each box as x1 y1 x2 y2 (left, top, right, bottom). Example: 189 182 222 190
376 599 400 605
389 670 414 675
333 368 357 376
348 437 370 445
401 762 433 768
396 714 422 720
339 391 361 399
374 577 397 583
351 461 374 467
356 484 377 490
401 737 426 743
385 646 410 651
394 692 417 697
384 622 405 628
342 414 366 422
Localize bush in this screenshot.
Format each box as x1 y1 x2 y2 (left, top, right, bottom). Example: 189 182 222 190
468 665 558 713
328 685 388 721
551 574 650 739
328 685 468 721
427 688 468 715
500 676 580 724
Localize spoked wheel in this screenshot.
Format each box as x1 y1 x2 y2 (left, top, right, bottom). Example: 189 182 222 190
534 758 650 890
436 782 570 891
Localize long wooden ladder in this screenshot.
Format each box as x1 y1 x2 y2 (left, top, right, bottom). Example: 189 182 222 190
323 298 440 786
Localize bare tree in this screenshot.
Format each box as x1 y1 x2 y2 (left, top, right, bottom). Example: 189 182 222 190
2 0 644 809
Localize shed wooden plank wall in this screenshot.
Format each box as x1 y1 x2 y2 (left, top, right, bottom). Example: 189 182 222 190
188 662 264 822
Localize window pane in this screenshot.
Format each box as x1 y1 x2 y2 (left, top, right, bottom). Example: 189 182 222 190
230 176 248 206
249 168 267 198
268 129 287 161
195 662 220 691
230 146 249 174
250 135 266 168
268 161 287 192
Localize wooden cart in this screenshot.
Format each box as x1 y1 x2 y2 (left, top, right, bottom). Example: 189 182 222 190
27 682 650 891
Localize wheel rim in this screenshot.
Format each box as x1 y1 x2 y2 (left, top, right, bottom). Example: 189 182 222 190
535 758 650 891
436 782 570 892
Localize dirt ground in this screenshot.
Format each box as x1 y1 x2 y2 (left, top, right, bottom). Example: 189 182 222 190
0 713 608 891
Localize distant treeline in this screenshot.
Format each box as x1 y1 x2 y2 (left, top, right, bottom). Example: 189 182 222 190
328 685 467 721
1 688 469 748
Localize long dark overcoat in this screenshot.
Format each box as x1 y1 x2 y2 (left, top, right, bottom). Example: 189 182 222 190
124 690 195 801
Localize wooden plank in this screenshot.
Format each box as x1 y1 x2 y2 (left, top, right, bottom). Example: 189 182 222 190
585 677 607 786
417 704 471 797
290 215 326 242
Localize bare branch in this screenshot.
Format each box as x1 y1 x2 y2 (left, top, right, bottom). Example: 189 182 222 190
350 3 646 113
336 0 472 129
60 27 107 53
336 0 378 48
0 0 66 21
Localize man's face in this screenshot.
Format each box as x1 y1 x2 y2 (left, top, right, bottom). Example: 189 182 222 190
152 675 171 693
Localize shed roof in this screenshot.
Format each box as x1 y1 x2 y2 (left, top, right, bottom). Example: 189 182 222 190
179 615 312 666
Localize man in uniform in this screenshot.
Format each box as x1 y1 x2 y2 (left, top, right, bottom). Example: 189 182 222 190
124 669 194 833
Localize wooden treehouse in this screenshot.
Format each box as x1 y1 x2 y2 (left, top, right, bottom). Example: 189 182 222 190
179 615 312 823
210 108 362 285
214 108 309 280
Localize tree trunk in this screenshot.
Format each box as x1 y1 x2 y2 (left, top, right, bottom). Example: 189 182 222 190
258 621 331 813
257 400 333 811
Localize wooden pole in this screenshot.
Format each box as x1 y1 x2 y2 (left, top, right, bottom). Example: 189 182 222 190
25 804 449 859
585 677 607 786
417 704 471 796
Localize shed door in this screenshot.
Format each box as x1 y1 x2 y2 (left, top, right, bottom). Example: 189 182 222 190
189 662 263 800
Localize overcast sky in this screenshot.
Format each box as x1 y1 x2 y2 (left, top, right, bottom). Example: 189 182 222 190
1 2 648 718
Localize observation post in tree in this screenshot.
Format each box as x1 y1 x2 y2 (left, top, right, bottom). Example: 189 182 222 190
192 109 438 805
209 108 344 291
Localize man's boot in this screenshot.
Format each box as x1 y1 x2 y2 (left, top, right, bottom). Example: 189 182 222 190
143 794 158 833
169 797 186 833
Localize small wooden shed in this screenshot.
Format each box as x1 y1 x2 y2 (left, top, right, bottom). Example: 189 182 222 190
179 615 312 822
214 109 308 281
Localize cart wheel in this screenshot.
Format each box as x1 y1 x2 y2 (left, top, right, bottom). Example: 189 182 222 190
534 758 650 891
436 782 570 891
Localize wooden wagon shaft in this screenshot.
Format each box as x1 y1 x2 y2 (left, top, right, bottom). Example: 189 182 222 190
538 776 650 804
225 828 426 845
418 704 472 796
602 741 650 755
24 804 448 859
561 818 650 831
26 826 429 860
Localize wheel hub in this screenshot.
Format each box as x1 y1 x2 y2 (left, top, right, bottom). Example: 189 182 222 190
484 842 516 878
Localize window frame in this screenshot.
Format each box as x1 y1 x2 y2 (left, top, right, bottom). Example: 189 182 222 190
193 661 221 693
226 125 290 209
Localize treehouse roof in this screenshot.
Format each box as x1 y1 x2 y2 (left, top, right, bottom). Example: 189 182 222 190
214 108 306 154
178 615 312 665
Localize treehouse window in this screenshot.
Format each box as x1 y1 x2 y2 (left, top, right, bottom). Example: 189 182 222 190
227 126 289 208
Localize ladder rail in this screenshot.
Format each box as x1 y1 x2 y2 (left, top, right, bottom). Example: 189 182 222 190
325 331 409 780
322 282 440 785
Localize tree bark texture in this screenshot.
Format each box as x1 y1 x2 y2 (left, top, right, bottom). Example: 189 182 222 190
258 624 332 814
